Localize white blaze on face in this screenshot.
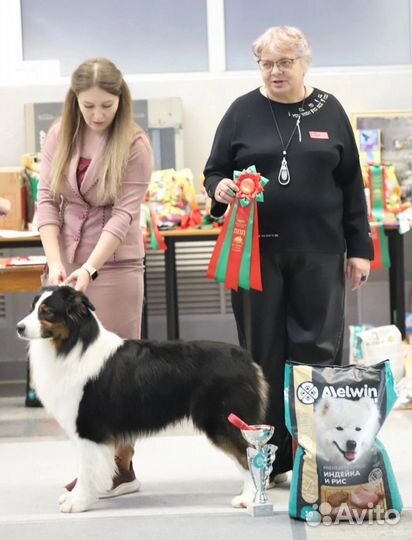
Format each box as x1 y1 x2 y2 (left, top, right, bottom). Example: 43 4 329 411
17 290 54 340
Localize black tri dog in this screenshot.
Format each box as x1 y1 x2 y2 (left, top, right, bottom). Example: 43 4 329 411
17 286 268 513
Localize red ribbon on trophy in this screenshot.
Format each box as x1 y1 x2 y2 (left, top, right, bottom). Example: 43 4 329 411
207 165 269 291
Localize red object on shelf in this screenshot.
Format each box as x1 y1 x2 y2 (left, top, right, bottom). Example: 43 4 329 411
227 413 258 431
179 208 203 229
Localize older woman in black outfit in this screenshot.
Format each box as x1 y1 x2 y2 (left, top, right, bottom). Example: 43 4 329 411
203 26 373 486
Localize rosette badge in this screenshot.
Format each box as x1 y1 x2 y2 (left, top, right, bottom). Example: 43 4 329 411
235 169 265 205
207 165 269 291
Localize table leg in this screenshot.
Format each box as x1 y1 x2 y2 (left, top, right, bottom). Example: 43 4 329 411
164 237 179 340
386 229 406 338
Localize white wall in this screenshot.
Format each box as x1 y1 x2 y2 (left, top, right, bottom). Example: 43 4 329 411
2 69 412 189
1 0 412 187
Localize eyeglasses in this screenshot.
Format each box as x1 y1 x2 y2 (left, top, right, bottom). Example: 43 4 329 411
257 57 301 72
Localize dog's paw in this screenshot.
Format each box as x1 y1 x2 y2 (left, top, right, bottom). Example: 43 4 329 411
231 491 254 509
59 492 95 513
59 490 72 504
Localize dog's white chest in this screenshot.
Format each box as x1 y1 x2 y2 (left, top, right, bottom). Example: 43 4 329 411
29 342 85 436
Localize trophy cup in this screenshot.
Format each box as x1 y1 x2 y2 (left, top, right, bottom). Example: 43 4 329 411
228 414 277 517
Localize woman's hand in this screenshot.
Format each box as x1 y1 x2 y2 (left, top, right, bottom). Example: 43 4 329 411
63 268 90 292
214 178 238 204
346 257 371 290
47 262 67 285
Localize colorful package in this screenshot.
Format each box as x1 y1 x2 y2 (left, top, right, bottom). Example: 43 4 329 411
146 168 198 228
349 324 373 365
285 360 403 523
359 325 404 382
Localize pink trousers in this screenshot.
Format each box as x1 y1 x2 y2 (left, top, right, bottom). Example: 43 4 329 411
63 259 145 340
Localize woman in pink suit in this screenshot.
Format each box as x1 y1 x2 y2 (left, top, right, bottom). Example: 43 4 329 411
38 57 153 497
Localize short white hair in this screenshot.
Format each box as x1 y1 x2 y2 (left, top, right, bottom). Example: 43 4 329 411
252 26 312 70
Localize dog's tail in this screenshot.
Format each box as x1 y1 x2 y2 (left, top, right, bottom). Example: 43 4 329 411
252 363 269 422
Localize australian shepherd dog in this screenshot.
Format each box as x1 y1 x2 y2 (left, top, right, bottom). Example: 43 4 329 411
17 286 268 513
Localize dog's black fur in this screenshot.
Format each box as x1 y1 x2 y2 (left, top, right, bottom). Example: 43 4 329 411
20 286 268 469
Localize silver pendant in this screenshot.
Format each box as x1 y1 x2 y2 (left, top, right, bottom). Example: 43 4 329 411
278 156 290 185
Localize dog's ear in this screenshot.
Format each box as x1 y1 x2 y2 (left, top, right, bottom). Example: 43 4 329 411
66 290 95 319
316 397 331 416
360 397 380 420
78 291 95 312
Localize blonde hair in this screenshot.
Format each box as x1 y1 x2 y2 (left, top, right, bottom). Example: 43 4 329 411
50 57 140 203
252 26 312 71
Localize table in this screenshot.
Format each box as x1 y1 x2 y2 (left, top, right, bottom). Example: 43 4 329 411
161 228 220 339
0 262 43 293
0 226 409 339
0 236 44 294
160 226 410 340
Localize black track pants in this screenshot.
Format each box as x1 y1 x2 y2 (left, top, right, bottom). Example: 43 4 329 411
231 250 345 475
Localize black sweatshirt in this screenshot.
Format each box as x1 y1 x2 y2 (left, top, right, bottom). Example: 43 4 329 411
204 88 373 259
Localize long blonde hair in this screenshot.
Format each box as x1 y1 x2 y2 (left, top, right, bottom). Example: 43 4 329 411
50 57 140 203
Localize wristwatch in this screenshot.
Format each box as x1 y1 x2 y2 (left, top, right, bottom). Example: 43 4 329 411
81 262 98 280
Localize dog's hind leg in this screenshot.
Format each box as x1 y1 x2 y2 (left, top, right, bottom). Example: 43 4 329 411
59 439 116 513
231 469 256 509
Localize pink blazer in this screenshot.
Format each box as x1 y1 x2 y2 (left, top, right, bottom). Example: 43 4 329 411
38 122 153 264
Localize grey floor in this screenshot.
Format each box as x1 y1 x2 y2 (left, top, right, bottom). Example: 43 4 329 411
0 396 411 540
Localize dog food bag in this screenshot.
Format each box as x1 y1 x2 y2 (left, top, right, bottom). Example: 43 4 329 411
284 360 403 523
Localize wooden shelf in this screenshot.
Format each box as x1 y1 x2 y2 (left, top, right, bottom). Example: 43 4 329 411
0 263 43 293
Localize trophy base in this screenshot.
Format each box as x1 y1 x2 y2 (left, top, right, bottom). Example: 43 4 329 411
246 502 274 517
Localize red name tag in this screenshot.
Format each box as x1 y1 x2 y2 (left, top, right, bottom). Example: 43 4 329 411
309 131 329 139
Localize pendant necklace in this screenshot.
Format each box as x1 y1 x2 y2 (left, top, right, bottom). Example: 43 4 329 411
266 88 306 186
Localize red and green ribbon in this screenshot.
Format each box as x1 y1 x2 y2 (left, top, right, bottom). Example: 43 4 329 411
369 164 390 269
145 204 167 251
207 165 269 291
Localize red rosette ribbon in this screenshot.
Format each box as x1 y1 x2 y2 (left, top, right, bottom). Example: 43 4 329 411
207 165 269 291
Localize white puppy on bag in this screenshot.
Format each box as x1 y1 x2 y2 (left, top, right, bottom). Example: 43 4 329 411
315 396 380 465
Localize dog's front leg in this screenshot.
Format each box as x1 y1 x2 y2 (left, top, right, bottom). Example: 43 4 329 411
59 439 116 513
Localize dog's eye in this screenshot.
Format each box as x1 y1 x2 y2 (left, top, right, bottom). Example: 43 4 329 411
38 304 53 319
336 426 344 431
355 427 362 431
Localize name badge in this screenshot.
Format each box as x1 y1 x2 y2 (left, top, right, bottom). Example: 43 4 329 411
309 131 329 139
